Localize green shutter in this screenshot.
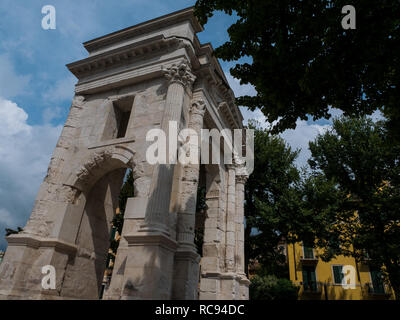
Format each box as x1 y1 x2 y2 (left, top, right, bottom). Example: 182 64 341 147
333 265 343 284
370 269 385 294
303 266 317 291
302 270 309 286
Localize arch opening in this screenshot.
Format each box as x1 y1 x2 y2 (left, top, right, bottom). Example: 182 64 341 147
60 166 133 299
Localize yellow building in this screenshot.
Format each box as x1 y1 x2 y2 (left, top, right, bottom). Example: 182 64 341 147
284 242 395 300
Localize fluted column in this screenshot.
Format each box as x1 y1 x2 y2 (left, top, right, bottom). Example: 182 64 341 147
142 60 196 234
234 159 250 299
172 100 206 300
176 100 206 249
235 174 247 276
225 164 237 272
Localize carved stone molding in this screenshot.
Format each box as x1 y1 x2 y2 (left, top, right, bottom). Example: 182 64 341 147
190 99 206 117
163 60 196 88
68 145 135 192
75 148 114 185
233 152 249 179
68 36 181 79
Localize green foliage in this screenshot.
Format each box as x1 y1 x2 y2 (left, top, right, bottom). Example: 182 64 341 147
250 274 299 300
118 170 135 218
243 117 400 299
297 172 345 256
194 0 400 133
244 122 342 278
244 120 302 274
108 169 134 263
307 116 400 299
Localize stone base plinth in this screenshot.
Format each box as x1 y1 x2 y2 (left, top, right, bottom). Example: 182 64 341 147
103 231 177 300
0 234 77 300
172 248 200 300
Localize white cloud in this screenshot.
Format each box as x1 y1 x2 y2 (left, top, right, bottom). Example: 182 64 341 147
0 97 62 248
0 54 31 98
0 98 31 136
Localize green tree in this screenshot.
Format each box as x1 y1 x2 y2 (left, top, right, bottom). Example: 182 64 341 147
308 116 400 299
108 170 134 263
250 274 299 300
194 1 399 133
244 121 302 277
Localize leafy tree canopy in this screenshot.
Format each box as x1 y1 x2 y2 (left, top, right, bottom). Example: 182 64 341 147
307 116 400 299
250 274 299 300
245 121 302 275
194 0 400 133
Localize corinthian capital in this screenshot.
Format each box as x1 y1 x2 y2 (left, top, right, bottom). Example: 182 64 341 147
234 153 249 182
235 174 248 185
163 60 196 88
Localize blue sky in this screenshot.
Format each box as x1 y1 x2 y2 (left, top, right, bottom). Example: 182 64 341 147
0 0 379 250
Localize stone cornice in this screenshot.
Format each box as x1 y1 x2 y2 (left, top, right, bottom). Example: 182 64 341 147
67 35 179 79
195 66 243 130
218 102 238 129
83 7 203 54
196 42 244 128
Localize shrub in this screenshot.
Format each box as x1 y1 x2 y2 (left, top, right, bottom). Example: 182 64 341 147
250 274 299 300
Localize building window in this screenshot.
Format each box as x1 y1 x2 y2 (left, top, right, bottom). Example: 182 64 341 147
303 242 314 259
102 96 134 141
332 265 344 284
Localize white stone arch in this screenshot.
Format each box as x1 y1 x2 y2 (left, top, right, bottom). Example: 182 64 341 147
64 145 135 194
55 145 138 299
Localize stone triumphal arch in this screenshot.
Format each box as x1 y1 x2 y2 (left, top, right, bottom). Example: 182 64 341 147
0 7 250 300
